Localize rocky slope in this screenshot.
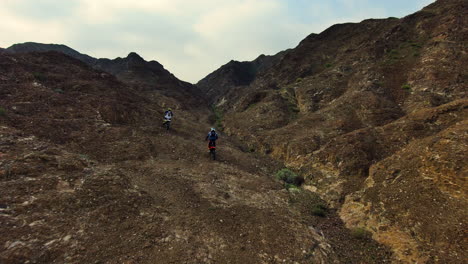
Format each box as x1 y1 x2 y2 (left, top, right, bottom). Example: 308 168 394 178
197 52 286 104
0 51 394 263
198 0 467 263
5 42 204 108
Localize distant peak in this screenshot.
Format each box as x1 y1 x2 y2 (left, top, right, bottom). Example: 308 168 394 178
127 52 143 60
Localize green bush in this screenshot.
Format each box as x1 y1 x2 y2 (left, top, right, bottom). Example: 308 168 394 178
285 183 300 191
295 77 303 83
350 227 371 239
0 107 5 116
325 63 332 68
311 203 328 217
401 84 411 90
276 168 304 186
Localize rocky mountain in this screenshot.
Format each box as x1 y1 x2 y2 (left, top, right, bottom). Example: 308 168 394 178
198 0 467 263
93 52 202 106
6 42 97 65
6 42 204 107
0 51 394 263
197 52 286 103
1 0 466 263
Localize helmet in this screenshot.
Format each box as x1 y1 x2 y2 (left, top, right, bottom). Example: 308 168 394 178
211 128 215 132
168 108 172 111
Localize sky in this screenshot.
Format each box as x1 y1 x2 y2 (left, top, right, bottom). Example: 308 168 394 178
0 0 435 83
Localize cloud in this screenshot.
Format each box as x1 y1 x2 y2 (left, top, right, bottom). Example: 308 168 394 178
0 2 68 45
0 0 435 83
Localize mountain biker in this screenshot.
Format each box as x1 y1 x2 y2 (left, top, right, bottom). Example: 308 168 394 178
163 108 173 126
205 128 218 147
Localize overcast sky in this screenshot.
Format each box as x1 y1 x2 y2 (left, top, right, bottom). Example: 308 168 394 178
1 0 435 83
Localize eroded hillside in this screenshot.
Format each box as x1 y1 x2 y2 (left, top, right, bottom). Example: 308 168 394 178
0 51 394 263
198 0 467 263
1 0 466 263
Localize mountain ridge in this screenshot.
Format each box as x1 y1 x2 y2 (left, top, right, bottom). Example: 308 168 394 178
5 42 205 107
197 52 287 104
6 42 97 65
197 0 467 262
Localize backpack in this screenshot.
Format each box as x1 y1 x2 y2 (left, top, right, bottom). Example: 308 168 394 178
208 131 218 141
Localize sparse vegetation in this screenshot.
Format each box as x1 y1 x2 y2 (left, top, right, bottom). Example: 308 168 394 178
285 183 300 192
276 168 304 187
280 88 300 119
311 203 328 217
383 48 401 65
350 227 372 239
385 40 425 64
401 84 412 91
0 107 6 116
325 63 333 68
211 105 224 130
276 168 297 182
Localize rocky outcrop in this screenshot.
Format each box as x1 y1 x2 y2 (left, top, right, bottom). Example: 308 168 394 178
340 105 467 263
201 0 467 262
196 52 286 105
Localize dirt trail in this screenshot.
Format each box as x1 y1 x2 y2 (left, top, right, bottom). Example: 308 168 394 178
92 113 391 263
117 115 330 263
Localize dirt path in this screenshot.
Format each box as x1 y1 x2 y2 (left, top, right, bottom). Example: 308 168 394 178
104 115 391 263
114 118 332 263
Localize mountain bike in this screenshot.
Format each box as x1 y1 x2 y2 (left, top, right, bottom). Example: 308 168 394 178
163 119 171 130
208 141 216 160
